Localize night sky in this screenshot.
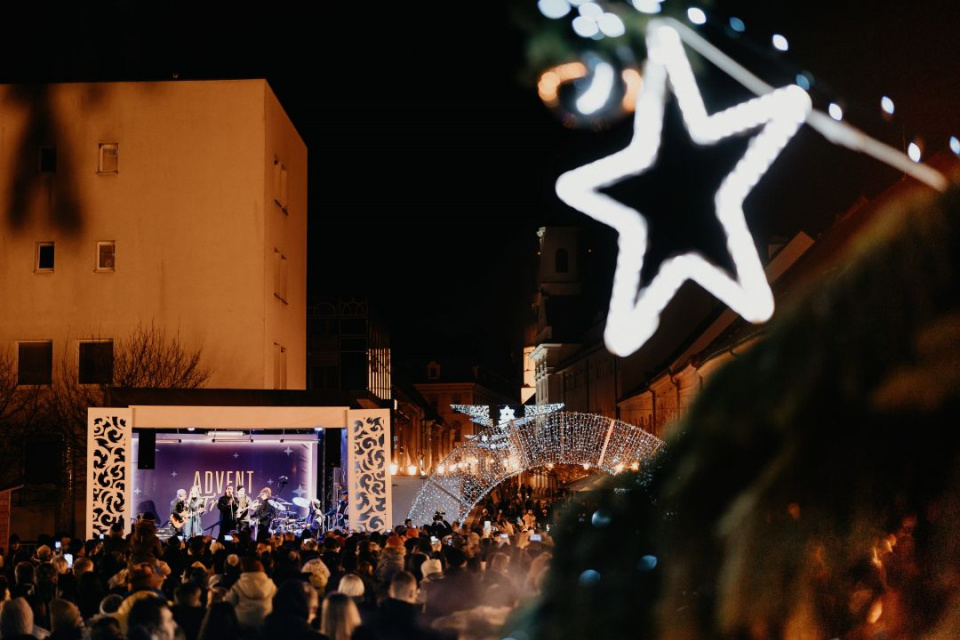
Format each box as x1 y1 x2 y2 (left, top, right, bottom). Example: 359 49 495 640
1 1 958 377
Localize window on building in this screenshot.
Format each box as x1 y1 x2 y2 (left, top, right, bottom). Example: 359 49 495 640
78 340 114 384
273 343 287 390
39 146 56 173
97 241 116 272
35 242 55 272
427 362 441 380
273 249 288 303
17 341 53 385
98 143 119 174
555 248 569 273
273 157 288 213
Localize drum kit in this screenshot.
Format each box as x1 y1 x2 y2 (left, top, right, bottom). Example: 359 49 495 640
265 496 313 534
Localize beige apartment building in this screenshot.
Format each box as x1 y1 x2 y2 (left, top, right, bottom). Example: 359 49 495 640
0 79 307 390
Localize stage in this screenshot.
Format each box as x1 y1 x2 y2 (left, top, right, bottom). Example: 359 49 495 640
87 402 391 539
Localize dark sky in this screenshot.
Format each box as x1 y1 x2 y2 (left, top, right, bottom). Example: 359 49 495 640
2 1 958 377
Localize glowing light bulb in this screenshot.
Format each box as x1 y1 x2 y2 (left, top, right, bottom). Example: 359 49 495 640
881 95 895 115
907 141 922 162
728 17 745 32
538 0 571 19
436 464 445 475
578 2 602 19
686 7 706 24
772 34 789 51
597 12 626 37
950 136 960 156
389 463 398 475
795 73 812 91
828 102 843 121
407 464 418 475
632 0 661 14
572 16 600 38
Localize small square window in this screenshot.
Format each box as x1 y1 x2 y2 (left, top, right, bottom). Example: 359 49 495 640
97 241 116 272
36 242 55 272
273 157 288 213
18 341 53 385
39 146 57 173
98 143 118 174
79 341 114 385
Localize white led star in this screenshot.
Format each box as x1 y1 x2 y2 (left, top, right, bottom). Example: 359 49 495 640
133 488 142 496
233 452 240 459
555 20 810 357
283 446 293 456
498 407 516 425
171 471 178 477
293 485 306 498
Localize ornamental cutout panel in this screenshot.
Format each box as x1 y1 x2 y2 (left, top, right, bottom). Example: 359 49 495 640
86 409 133 540
407 411 663 524
346 409 392 532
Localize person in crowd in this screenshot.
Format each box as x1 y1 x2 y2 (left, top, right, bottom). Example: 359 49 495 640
170 582 205 640
319 592 361 640
422 545 480 621
260 579 325 640
47 599 83 640
482 552 519 608
416 559 444 606
86 615 122 640
113 564 166 635
27 561 59 632
216 485 237 541
374 535 406 588
128 515 163 566
335 573 376 623
13 562 35 599
1 596 40 640
301 558 331 592
224 557 276 633
196 601 241 640
354 571 454 640
73 571 104 622
100 524 129 557
126 596 178 640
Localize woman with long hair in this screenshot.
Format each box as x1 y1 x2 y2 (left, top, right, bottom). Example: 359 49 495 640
320 592 361 640
185 485 205 540
196 601 241 640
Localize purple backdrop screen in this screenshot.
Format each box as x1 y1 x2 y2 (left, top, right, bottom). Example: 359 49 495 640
131 435 318 533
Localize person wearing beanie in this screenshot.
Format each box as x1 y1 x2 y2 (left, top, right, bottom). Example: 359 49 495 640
0 596 38 640
374 536 406 588
224 557 276 632
48 599 83 640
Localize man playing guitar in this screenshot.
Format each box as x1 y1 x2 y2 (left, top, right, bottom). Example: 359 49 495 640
169 489 188 537
249 487 276 542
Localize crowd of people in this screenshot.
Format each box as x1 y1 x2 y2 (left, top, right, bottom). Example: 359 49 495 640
0 511 555 640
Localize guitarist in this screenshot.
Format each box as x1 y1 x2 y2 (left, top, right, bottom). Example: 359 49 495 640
169 489 188 537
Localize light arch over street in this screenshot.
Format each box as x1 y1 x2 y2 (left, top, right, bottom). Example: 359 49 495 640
407 411 663 524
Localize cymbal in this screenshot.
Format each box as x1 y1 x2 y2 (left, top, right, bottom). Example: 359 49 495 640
268 500 287 511
292 497 311 508
270 496 293 504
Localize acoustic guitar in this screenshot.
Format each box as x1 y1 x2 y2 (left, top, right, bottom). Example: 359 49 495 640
170 501 205 529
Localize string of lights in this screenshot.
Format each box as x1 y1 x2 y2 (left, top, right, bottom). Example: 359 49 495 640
533 0 959 171
406 410 663 525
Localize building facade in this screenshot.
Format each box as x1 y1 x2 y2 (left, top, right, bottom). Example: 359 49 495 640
0 79 307 391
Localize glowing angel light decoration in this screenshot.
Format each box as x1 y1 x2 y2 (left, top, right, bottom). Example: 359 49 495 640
555 19 811 357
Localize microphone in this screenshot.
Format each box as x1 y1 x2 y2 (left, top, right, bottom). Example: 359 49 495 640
279 475 289 481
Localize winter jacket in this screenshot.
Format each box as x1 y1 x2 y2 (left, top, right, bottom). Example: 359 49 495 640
224 571 278 630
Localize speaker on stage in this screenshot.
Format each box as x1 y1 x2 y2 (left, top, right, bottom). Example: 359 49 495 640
138 431 156 469
324 430 342 467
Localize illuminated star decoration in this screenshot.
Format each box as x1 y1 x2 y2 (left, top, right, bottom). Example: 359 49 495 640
283 446 293 456
498 406 516 425
292 485 306 498
555 20 811 357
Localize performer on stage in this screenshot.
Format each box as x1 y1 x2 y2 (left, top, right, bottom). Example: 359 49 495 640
216 485 237 539
235 486 251 534
169 489 188 537
184 485 205 539
323 490 349 530
250 487 276 542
